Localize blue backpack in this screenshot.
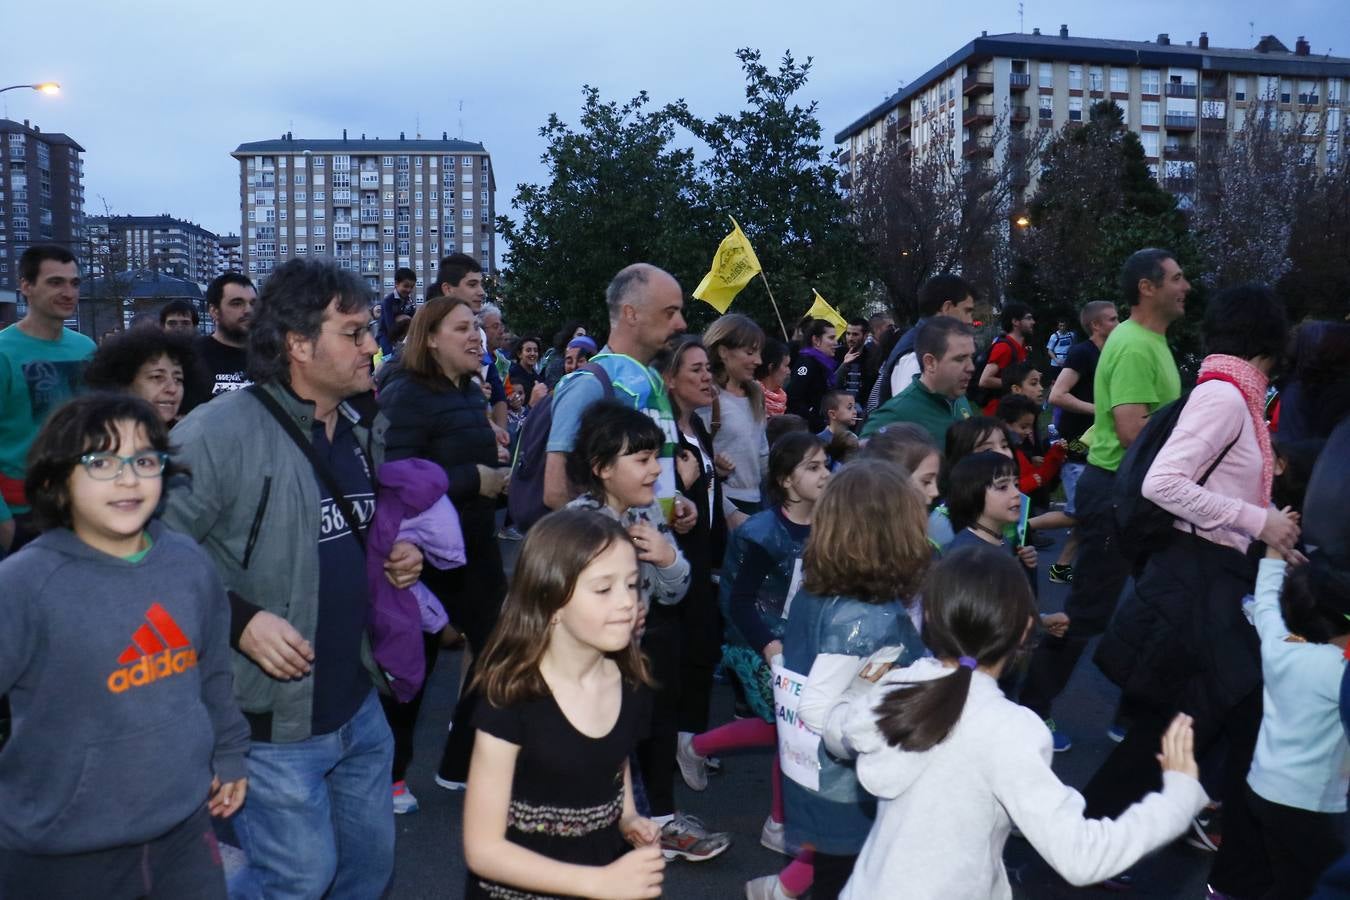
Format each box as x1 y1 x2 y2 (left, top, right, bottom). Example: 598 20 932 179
507 363 614 532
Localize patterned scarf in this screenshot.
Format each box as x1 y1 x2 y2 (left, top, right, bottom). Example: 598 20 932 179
761 383 787 417
1196 353 1273 507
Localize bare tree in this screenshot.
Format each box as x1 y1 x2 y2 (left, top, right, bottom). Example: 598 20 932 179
850 112 1040 323
1192 97 1321 289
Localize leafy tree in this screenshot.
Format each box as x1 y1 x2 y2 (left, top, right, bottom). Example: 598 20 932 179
1015 101 1192 340
669 49 874 334
497 87 710 336
1282 152 1350 322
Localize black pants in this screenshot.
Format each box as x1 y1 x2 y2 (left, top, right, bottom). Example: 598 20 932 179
1082 689 1269 894
1020 465 1133 718
0 804 225 900
812 851 859 900
1248 787 1346 900
427 553 506 785
676 573 722 735
380 630 443 783
637 608 682 818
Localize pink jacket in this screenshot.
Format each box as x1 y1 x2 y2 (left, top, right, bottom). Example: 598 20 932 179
1142 380 1269 553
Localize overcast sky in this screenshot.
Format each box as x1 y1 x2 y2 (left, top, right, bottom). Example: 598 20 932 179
5 0 1346 244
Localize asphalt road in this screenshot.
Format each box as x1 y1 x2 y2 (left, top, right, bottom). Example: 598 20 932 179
378 524 1219 899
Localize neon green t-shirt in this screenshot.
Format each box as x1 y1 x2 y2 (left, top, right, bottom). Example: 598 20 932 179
1086 319 1181 472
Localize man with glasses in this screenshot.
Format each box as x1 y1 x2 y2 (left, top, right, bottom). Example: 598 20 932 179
163 258 422 898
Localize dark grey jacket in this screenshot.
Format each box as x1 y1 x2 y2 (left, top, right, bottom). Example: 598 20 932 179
163 381 387 742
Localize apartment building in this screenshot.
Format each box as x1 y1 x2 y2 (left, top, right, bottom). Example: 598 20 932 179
0 118 85 310
87 214 226 286
217 234 242 274
836 28 1350 196
231 131 496 295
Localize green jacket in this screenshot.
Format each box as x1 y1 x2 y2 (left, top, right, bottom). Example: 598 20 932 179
162 381 388 743
861 377 974 446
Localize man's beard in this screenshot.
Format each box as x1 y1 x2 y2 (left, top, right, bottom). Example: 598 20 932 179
218 320 250 343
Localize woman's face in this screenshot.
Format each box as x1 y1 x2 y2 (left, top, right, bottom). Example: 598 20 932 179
518 340 540 369
910 450 941 505
784 446 830 505
427 305 482 378
760 358 788 390
129 353 184 423
666 346 714 412
718 342 762 385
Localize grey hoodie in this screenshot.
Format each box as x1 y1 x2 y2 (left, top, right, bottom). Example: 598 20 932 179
0 521 249 854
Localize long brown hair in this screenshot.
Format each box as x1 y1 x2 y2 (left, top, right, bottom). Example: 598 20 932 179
874 546 1037 751
401 296 475 385
704 313 766 422
473 509 653 707
802 459 930 603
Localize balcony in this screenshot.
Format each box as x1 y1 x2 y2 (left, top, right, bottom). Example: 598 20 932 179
1010 72 1031 91
1162 174 1196 193
359 209 380 223
1011 105 1031 123
1165 114 1198 130
963 71 994 95
358 172 380 189
962 137 995 159
1201 115 1228 132
360 260 380 274
1166 83 1198 99
963 103 994 126
1164 145 1198 161
1201 83 1227 99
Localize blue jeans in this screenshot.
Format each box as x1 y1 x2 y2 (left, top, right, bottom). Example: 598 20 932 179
232 690 394 899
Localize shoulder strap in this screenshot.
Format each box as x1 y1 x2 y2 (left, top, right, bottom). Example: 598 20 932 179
249 386 368 550
710 393 722 443
577 360 615 398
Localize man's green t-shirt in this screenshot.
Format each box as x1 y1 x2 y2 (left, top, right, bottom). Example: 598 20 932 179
1087 318 1181 472
0 324 96 518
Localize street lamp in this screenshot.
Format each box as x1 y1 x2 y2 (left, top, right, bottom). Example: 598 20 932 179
0 82 60 96
1014 214 1031 228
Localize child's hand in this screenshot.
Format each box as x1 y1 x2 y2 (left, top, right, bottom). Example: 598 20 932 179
628 522 676 568
762 639 784 665
1016 544 1038 569
594 844 664 899
633 603 648 641
1156 713 1199 779
208 775 248 818
621 814 661 847
1041 612 1069 638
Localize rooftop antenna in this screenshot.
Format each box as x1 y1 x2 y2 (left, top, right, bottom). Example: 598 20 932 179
1018 1 1024 33
458 100 464 140
415 112 421 140
1249 21 1255 44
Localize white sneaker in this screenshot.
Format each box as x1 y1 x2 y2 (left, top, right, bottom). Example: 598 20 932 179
434 774 467 791
745 874 792 900
676 732 708 791
392 780 419 814
758 815 801 857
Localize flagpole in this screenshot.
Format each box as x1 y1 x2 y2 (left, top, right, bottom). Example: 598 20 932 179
757 272 790 342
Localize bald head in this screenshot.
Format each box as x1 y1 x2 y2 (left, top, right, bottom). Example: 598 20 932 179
603 263 686 363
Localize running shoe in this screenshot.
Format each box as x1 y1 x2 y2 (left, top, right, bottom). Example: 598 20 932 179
1048 564 1074 584
676 733 709 791
496 526 524 541
759 815 803 857
660 813 732 862
1044 718 1072 752
745 874 794 900
392 780 419 814
1186 805 1222 852
433 774 467 792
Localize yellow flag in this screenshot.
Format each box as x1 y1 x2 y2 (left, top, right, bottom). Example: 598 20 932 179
805 289 848 333
693 216 763 313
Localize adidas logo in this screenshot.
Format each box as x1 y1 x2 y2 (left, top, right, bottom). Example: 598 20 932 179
107 603 198 694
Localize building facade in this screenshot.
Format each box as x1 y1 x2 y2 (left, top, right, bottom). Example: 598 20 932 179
231 131 496 295
837 28 1350 197
86 214 226 286
0 118 85 312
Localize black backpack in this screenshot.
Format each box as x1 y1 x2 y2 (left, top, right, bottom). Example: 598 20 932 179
1111 378 1240 562
965 334 1016 409
507 362 614 533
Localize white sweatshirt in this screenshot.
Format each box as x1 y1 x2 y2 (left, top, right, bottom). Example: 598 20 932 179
838 658 1208 900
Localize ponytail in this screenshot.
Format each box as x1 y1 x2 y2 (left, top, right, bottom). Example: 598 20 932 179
875 664 974 751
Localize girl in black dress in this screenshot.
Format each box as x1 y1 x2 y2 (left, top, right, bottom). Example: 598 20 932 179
463 509 664 900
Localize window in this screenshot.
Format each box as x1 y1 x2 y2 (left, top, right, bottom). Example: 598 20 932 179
442 156 454 168
1299 80 1319 105
1068 65 1082 90
1259 75 1279 100
1142 69 1161 95
1140 101 1160 126
461 173 473 184
415 225 424 236
414 191 423 201
462 155 473 165
1329 80 1342 106
462 208 472 219
430 191 439 202
414 156 423 167
1140 131 1159 158
1281 79 1292 103
279 244 288 255
1069 97 1083 121
313 156 325 168
480 191 488 204
277 157 287 169
313 208 325 220
397 155 409 166
383 209 393 219
1088 67 1104 92
1235 77 1247 101
295 191 306 202
461 190 473 202
295 244 307 255
383 225 394 237
313 243 325 253
1110 68 1128 93
383 191 394 202
480 210 489 223
296 209 306 220
280 209 287 220
383 241 394 253
314 191 326 201
382 156 394 167
398 240 409 255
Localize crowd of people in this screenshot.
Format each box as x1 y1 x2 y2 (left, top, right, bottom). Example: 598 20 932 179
1 240 1349 900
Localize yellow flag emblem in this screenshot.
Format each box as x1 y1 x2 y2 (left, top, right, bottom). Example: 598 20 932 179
805 289 848 333
693 217 763 313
